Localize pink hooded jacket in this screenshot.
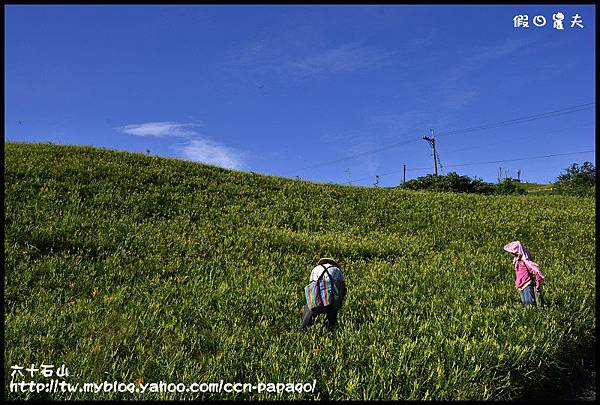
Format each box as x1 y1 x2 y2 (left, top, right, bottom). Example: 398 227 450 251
503 241 545 288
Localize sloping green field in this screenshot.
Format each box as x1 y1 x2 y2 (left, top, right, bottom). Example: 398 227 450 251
4 142 596 400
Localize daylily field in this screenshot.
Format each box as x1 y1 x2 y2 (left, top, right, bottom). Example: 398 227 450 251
4 142 595 399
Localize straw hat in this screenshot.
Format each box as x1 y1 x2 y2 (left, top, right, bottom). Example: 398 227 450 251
317 257 340 268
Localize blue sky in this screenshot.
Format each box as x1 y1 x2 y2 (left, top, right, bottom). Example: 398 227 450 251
5 5 595 186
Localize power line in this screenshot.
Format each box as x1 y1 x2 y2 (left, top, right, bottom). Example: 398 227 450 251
438 103 595 138
411 150 595 171
287 101 594 176
443 120 595 155
284 136 422 174
346 149 595 185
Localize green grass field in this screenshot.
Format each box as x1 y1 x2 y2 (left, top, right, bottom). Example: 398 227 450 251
4 142 596 400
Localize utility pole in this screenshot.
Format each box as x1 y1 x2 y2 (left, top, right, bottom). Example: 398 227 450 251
403 164 406 184
423 128 438 176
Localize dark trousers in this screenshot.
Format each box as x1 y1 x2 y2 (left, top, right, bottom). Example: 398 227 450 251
301 305 339 330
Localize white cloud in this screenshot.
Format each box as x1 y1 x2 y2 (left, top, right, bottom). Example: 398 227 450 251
286 42 397 76
231 40 397 83
174 139 247 170
117 120 248 170
443 38 533 85
116 121 202 138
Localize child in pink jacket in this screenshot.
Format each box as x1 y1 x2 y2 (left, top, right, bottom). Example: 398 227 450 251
503 241 545 308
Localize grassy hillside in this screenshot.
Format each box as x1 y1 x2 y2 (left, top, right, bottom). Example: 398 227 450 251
518 182 555 195
4 142 596 400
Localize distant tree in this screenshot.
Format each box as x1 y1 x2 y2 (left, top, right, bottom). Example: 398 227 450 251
554 161 595 196
495 178 525 195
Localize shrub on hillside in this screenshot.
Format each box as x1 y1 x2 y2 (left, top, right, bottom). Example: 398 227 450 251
553 161 595 197
399 172 496 194
495 178 526 195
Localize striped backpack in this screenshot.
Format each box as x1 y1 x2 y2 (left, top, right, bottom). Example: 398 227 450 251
304 265 339 311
